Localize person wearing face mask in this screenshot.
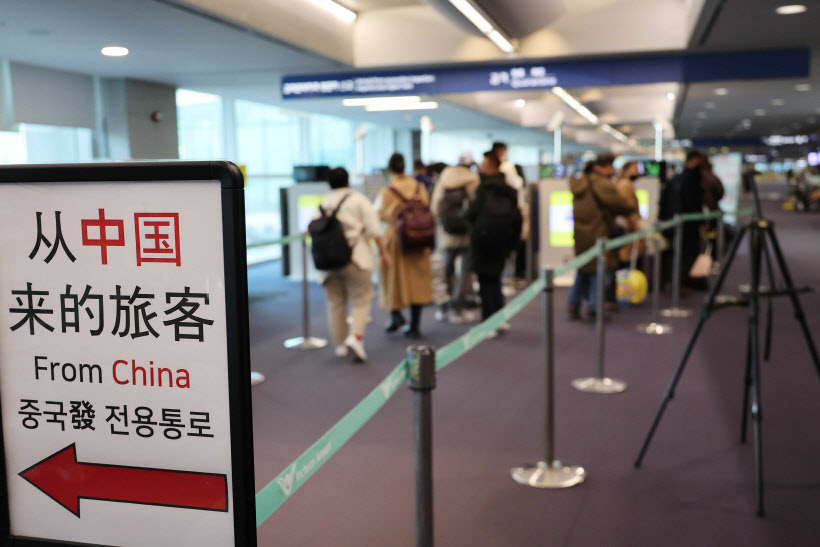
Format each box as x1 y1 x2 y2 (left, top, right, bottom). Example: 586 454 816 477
567 154 637 320
492 142 525 205
602 161 647 307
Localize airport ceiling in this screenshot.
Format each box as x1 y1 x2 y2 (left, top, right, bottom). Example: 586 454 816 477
0 0 818 153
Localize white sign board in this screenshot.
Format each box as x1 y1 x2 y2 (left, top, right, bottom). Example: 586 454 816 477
0 163 255 547
711 152 742 225
285 182 328 283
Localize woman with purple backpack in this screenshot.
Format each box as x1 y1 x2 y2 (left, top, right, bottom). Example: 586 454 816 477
378 153 434 339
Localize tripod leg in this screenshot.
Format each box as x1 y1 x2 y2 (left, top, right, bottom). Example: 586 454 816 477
764 225 820 378
760 237 776 362
635 225 748 468
748 225 765 517
740 330 752 443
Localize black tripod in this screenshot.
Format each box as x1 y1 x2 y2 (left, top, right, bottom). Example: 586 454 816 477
634 203 820 516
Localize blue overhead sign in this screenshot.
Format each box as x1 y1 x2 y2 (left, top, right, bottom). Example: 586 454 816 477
281 49 809 99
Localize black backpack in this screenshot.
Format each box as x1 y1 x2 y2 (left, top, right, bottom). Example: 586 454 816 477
472 180 521 253
308 193 353 270
438 187 469 235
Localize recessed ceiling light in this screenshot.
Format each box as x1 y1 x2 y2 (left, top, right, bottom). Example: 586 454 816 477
698 112 708 119
754 109 767 116
771 98 785 106
101 46 129 57
705 101 716 109
666 92 676 101
714 88 729 96
515 99 526 108
776 5 807 15
742 119 752 129
795 83 811 92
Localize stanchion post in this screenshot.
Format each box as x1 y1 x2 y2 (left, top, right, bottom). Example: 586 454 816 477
638 233 673 335
663 214 690 318
511 270 586 488
571 240 627 393
408 346 436 547
714 213 726 274
284 232 328 350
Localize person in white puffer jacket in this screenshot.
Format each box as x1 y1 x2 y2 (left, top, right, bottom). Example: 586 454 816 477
429 152 480 323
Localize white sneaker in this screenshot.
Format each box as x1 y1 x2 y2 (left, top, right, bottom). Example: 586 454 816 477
344 335 367 363
334 345 348 358
434 309 448 322
486 329 499 340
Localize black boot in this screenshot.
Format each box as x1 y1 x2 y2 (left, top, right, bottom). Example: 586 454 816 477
385 310 406 333
403 305 422 339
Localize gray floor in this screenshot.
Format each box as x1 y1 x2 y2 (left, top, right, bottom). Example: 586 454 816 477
250 201 820 546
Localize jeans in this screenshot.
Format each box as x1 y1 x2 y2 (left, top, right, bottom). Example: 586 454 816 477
568 271 597 313
477 274 504 321
442 247 471 312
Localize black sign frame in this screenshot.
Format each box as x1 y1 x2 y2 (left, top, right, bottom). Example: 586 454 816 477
0 161 256 547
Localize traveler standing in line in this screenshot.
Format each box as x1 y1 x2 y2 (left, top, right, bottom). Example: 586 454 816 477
314 168 389 363
379 153 434 339
492 141 525 204
701 159 731 261
465 152 522 335
430 152 480 323
414 159 435 194
614 161 646 269
701 160 725 212
567 154 637 320
659 150 706 289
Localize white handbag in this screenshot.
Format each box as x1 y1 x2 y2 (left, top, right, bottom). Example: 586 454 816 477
689 242 714 279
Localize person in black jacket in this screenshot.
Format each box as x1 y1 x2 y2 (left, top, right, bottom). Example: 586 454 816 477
659 150 706 289
464 152 522 335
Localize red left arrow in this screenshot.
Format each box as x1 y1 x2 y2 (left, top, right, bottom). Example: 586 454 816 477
19 443 228 517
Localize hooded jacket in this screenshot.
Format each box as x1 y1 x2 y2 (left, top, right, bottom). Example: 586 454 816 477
570 172 637 272
430 165 480 249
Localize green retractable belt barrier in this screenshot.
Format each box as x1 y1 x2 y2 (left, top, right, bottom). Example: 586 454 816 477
253 208 755 527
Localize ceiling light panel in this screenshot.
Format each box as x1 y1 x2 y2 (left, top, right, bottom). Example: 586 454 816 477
101 46 129 57
449 0 493 33
449 0 515 53
307 0 357 23
776 5 807 15
342 96 421 106
552 87 599 124
365 101 439 112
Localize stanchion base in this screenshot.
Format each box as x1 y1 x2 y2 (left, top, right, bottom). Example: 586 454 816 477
571 376 628 393
714 294 740 306
661 307 691 318
636 322 673 335
739 283 769 295
284 336 328 350
250 371 266 386
511 460 586 489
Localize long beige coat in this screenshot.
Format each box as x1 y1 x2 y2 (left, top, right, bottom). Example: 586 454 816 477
378 174 433 310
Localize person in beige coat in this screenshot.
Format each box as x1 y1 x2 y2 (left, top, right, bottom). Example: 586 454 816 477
429 152 480 323
378 153 433 339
